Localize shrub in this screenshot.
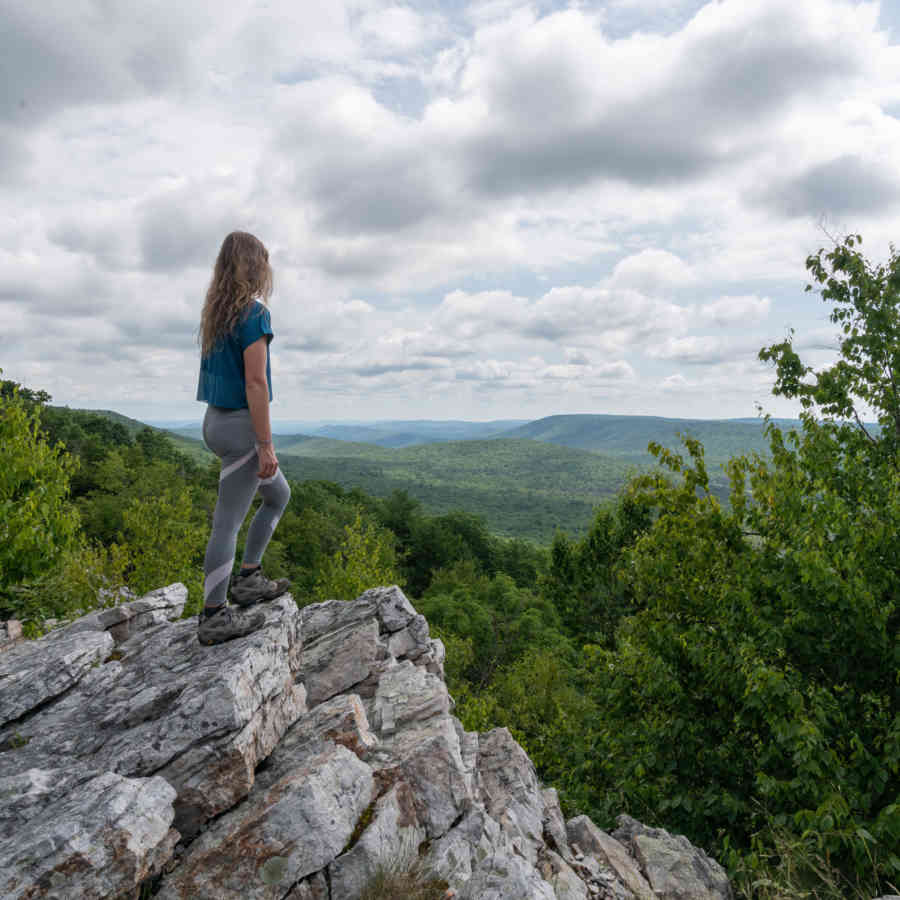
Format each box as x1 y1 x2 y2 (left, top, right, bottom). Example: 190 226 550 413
0 382 80 614
312 509 401 602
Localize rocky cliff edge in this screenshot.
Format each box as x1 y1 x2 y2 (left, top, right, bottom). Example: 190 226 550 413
0 584 733 900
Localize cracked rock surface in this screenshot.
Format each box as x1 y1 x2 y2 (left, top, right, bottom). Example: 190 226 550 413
2 583 732 899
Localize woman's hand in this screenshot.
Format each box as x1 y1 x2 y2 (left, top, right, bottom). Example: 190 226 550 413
257 443 279 478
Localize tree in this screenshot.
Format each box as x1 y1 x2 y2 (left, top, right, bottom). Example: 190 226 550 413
542 494 652 646
0 382 80 606
312 509 401 602
580 236 900 893
760 233 900 464
122 485 206 610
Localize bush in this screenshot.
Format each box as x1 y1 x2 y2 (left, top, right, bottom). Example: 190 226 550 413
6 541 130 635
0 382 80 613
312 509 401 602
580 236 900 890
122 485 206 614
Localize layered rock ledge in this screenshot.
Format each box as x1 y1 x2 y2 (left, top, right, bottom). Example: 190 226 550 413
0 584 733 900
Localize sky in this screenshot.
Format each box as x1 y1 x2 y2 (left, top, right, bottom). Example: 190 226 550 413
2 0 900 423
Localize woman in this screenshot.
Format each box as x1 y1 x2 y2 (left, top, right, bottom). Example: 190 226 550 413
196 231 291 646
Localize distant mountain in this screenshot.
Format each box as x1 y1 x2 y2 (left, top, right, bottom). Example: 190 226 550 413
67 408 767 541
492 414 794 461
62 408 212 463
166 425 204 440
152 419 530 447
310 419 528 447
64 408 151 436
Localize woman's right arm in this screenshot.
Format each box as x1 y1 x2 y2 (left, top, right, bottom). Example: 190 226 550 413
244 337 278 478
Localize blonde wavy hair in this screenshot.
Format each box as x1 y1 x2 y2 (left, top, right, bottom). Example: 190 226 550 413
199 231 273 358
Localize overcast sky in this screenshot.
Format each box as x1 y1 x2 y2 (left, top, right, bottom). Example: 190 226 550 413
3 0 900 423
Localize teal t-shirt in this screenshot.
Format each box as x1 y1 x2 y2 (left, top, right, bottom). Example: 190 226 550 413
197 301 274 408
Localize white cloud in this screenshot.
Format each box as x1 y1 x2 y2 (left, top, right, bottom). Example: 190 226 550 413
2 0 899 421
611 249 695 293
660 373 692 391
358 6 442 52
699 295 771 326
648 335 729 364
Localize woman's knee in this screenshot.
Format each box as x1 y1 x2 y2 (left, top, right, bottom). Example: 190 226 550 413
260 473 290 511
276 477 291 512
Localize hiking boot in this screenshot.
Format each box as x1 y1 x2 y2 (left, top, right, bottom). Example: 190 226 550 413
197 604 265 646
229 567 291 607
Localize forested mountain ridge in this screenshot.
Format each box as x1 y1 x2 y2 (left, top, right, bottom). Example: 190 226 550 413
309 418 528 446
495 412 782 460
54 411 651 541
52 405 213 463
276 437 643 541
158 412 797 458
72 408 765 540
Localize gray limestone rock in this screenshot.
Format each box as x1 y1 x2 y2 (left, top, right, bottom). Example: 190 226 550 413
425 807 501 887
0 584 734 900
0 768 178 900
157 743 374 900
613 814 733 900
0 619 23 652
458 845 557 900
387 615 429 659
568 815 653 899
538 848 590 900
0 628 113 729
0 596 305 840
329 781 427 900
372 659 451 736
359 584 418 632
371 714 476 838
299 617 385 707
386 612 431 661
285 871 329 899
477 727 546 865
423 636 446 678
56 582 187 644
256 692 379 787
300 596 379 644
542 788 576 866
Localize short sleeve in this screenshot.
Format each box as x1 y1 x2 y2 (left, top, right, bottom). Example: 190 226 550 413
237 302 274 351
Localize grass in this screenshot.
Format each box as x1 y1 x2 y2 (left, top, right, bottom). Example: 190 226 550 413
729 828 897 900
358 855 451 900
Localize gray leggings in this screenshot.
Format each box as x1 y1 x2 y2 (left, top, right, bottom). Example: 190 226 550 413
202 405 291 608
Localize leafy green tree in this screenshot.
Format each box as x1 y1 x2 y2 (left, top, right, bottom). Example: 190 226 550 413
402 510 498 597
542 494 651 646
312 509 401 602
482 647 597 809
581 235 900 891
122 485 206 611
419 563 569 687
0 377 51 407
0 383 80 607
760 233 900 464
8 541 131 633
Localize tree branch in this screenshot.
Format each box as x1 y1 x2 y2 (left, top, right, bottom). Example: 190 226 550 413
852 406 878 446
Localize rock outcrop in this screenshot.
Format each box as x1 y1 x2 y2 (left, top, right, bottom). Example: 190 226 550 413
1 583 733 900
